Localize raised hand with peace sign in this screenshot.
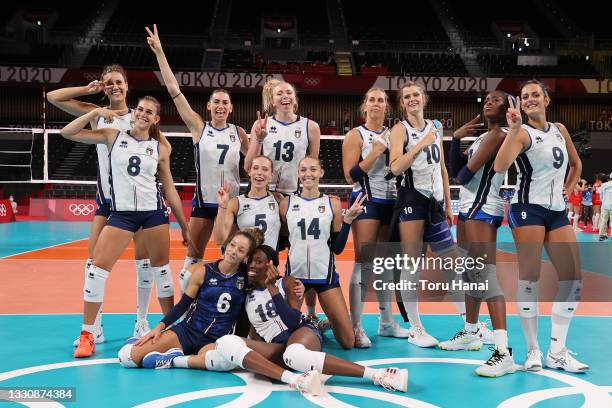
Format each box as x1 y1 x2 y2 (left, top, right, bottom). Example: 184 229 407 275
506 95 522 129
253 110 268 142
453 114 484 139
343 192 367 224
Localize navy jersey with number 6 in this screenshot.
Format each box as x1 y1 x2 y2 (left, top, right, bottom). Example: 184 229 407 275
185 261 247 339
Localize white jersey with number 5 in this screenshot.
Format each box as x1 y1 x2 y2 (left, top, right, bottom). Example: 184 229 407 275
400 119 444 201
236 194 281 249
246 279 287 342
511 123 568 211
109 131 163 211
262 116 310 194
94 110 132 204
459 129 508 217
194 122 241 207
285 194 335 284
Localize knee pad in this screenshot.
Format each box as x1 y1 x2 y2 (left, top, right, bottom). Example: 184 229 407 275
482 268 504 300
178 270 192 294
84 265 109 302
350 262 363 286
517 280 539 318
283 343 326 373
205 348 238 371
215 335 251 369
552 280 581 319
152 264 174 297
136 259 153 288
118 343 138 368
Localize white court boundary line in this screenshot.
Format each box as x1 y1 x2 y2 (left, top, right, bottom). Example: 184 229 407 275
0 237 88 260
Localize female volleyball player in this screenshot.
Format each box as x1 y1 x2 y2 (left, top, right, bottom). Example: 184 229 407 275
118 231 261 371
48 65 165 342
342 88 409 348
441 90 515 377
213 155 281 250
389 82 468 348
213 244 408 394
244 79 322 319
146 24 249 293
494 80 588 373
61 96 191 358
278 157 365 349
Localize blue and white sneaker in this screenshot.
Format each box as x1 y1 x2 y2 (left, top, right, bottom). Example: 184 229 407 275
142 348 184 369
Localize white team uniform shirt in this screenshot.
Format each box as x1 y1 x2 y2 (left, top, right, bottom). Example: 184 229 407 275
94 110 132 204
459 129 508 217
246 279 288 342
352 126 396 202
194 122 241 207
236 193 281 249
511 123 568 211
400 119 444 202
109 131 163 211
262 116 310 194
285 194 335 283
599 181 612 210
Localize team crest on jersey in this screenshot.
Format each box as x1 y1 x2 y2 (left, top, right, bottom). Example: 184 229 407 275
268 202 276 210
120 140 128 148
237 276 245 290
269 126 278 134
292 204 300 211
230 133 236 143
318 204 326 213
295 128 302 139
146 146 154 155
209 278 218 286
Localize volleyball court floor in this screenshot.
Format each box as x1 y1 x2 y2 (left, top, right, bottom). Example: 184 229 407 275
1 221 611 407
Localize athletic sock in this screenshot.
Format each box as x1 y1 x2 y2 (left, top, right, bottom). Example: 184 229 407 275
172 356 190 368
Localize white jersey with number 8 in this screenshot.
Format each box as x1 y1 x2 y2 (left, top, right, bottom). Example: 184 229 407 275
109 131 163 211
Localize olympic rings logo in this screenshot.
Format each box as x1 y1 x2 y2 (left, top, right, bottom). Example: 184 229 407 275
69 203 95 216
304 77 321 86
0 204 6 217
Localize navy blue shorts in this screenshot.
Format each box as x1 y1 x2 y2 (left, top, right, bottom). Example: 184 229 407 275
302 273 340 294
191 199 219 220
349 192 394 226
398 199 429 222
95 201 111 218
170 321 217 355
508 203 569 232
271 320 323 346
459 209 504 229
106 209 169 233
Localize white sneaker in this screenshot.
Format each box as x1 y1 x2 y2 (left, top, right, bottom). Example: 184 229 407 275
290 370 323 395
133 319 151 338
373 367 408 393
406 325 438 348
73 326 104 347
475 347 516 377
354 324 372 348
438 329 482 351
477 321 494 345
545 348 589 373
378 320 411 338
317 318 331 333
524 349 543 371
